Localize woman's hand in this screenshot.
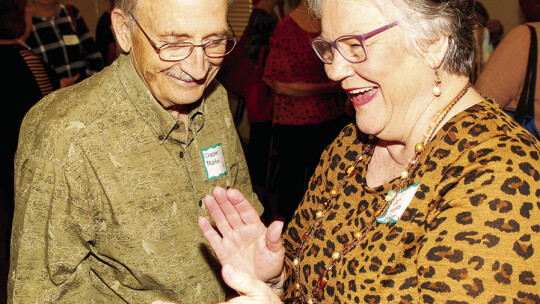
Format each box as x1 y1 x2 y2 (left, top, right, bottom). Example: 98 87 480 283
218 264 283 304
198 187 285 284
151 265 283 304
59 73 80 87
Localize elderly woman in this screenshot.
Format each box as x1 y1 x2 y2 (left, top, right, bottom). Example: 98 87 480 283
198 0 540 303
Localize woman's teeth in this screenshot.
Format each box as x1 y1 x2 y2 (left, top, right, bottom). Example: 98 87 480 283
349 87 375 95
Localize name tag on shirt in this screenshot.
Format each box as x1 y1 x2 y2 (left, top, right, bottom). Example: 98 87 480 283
63 34 80 46
202 143 228 180
376 182 420 224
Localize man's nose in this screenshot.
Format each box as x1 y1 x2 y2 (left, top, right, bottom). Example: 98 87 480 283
181 46 209 80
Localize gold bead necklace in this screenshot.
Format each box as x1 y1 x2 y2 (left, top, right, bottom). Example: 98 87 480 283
290 83 472 304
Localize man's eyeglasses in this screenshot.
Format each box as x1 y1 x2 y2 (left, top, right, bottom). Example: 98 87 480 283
131 14 238 62
310 22 398 64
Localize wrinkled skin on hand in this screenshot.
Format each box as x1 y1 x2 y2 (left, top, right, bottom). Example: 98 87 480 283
198 186 285 285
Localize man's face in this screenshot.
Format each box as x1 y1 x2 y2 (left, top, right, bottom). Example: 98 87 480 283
129 0 229 109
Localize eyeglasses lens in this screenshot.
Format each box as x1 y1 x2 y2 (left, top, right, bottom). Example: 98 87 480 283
205 39 236 57
312 37 368 64
160 45 191 61
159 39 236 61
336 37 367 63
312 40 335 64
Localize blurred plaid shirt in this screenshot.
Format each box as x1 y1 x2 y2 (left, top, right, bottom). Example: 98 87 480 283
26 4 103 81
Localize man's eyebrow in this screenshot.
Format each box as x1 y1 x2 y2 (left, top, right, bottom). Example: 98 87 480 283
160 29 232 40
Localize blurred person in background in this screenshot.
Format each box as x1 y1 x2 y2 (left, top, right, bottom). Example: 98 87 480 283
243 0 281 219
96 0 118 66
474 1 503 48
217 0 281 219
0 0 60 242
26 0 103 84
476 0 540 139
470 1 504 82
0 0 60 301
520 0 540 22
263 0 349 226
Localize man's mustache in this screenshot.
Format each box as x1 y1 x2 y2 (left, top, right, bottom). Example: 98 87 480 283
163 69 209 84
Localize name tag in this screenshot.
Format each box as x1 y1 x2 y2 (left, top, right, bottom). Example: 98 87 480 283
63 34 80 46
201 143 228 181
377 182 420 224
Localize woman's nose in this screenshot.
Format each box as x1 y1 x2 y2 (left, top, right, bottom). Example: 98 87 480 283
324 51 354 82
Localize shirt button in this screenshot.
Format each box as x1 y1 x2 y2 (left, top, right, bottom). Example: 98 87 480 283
158 135 164 141
173 124 180 130
179 151 184 158
199 200 203 207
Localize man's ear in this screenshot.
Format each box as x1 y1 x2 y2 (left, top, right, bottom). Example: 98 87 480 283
425 35 449 69
111 8 132 53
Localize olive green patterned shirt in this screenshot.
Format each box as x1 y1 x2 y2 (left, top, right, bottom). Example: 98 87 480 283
9 54 262 304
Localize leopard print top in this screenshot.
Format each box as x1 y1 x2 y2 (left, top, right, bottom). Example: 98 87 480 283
280 99 540 303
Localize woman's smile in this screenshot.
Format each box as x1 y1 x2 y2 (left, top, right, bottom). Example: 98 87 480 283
346 86 378 107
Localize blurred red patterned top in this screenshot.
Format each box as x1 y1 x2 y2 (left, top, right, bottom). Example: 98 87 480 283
263 15 345 125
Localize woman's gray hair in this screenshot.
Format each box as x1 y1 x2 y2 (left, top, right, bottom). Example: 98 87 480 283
114 0 235 29
306 0 476 76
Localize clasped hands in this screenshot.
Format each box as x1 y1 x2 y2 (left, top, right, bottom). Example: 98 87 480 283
198 186 286 304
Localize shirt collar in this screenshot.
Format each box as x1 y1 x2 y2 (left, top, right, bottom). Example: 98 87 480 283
115 54 210 144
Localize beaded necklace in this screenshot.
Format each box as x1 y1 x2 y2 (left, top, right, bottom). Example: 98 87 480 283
290 83 472 304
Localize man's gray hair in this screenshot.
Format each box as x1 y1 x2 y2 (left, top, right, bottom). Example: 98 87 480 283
306 0 476 76
114 0 235 29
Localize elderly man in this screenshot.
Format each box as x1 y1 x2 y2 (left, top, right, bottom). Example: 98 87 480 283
8 0 262 303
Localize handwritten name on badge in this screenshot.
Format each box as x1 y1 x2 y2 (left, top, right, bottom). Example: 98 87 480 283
376 182 420 224
201 143 228 180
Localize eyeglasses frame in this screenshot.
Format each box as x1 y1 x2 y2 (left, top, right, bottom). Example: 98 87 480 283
130 14 238 62
310 22 398 64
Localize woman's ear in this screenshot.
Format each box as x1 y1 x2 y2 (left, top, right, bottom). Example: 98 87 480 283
111 8 132 53
425 35 449 69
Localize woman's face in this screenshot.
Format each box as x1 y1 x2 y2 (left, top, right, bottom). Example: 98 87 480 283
32 0 59 6
320 0 433 141
20 5 34 41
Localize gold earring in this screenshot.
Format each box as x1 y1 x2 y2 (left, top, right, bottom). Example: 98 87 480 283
433 68 441 97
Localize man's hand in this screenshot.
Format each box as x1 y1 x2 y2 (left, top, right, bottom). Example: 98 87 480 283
218 264 283 304
198 187 285 284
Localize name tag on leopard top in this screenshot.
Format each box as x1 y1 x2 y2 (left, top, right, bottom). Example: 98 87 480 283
376 182 420 224
202 143 228 181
